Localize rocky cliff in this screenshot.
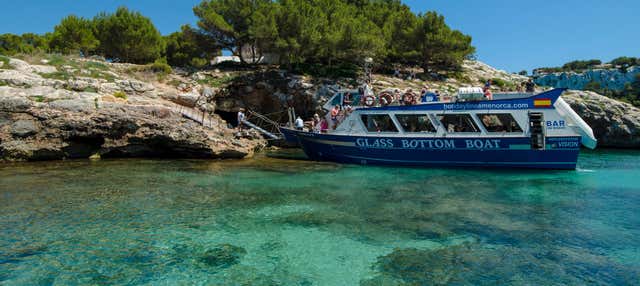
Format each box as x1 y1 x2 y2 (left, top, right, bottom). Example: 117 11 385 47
563 90 640 148
534 66 640 91
0 56 265 161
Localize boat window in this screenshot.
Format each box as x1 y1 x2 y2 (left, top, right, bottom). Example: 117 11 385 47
361 114 399 132
478 114 523 133
395 114 436 133
330 93 343 106
437 114 480 133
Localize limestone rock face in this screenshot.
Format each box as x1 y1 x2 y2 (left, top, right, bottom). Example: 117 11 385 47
535 66 640 91
0 56 266 162
0 96 266 161
563 90 640 148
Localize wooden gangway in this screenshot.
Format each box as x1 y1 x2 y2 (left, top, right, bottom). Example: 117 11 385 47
172 104 218 129
172 104 283 140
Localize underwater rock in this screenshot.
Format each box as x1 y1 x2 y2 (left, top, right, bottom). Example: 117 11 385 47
199 244 247 268
370 243 640 286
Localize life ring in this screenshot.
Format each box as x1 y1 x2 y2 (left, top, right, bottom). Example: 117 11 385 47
379 92 393 106
403 91 417 105
364 95 375 107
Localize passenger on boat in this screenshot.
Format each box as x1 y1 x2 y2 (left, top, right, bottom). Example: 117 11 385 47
320 118 329 133
343 92 353 108
312 113 321 133
394 89 402 105
295 116 304 130
484 79 492 90
484 88 493 100
525 79 536 93
422 88 437 102
330 105 340 129
434 90 441 102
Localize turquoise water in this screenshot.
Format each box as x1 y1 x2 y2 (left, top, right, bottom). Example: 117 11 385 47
1 149 639 285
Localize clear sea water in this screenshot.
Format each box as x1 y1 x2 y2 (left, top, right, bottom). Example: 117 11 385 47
0 149 639 285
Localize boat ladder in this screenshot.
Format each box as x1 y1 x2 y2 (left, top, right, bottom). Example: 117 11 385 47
243 110 285 140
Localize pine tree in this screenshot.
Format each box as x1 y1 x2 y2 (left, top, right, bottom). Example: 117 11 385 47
49 15 99 56
93 7 164 64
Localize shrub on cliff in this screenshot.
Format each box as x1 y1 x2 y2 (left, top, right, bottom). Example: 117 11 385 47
49 15 99 56
609 57 639 68
562 59 601 72
0 55 10 69
93 7 165 64
0 33 50 55
113 91 127 100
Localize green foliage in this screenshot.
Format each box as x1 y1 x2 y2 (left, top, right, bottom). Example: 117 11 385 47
94 7 165 64
84 87 98 93
518 70 528 76
113 91 127 99
49 15 99 55
190 57 209 69
562 59 601 72
197 74 237 87
149 58 172 75
536 57 639 74
609 56 639 68
490 78 507 88
0 55 11 69
165 25 219 68
194 0 272 64
46 54 69 66
584 81 601 92
30 95 45 102
0 33 49 55
84 61 108 70
415 12 475 73
39 71 73 81
290 62 359 78
192 0 473 74
584 77 640 107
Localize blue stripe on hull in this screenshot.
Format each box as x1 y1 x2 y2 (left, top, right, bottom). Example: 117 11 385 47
295 132 580 170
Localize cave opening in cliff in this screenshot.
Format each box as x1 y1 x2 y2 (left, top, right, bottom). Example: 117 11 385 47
215 110 238 128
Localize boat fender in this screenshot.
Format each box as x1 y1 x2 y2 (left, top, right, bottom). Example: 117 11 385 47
364 95 376 106
379 92 393 106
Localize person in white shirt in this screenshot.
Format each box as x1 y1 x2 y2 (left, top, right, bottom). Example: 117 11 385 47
295 116 304 130
237 108 245 129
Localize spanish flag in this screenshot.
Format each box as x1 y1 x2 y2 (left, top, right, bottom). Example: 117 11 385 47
534 98 552 108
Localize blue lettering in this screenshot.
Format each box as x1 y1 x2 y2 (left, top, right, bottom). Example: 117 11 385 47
465 140 474 148
444 140 455 149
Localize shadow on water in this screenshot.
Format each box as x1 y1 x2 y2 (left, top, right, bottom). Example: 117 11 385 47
0 149 639 284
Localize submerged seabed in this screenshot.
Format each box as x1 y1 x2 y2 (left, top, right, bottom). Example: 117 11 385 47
0 149 639 285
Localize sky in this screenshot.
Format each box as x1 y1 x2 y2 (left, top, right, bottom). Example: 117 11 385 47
2 0 639 72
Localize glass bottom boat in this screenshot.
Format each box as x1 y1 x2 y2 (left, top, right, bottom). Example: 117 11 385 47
281 87 596 169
